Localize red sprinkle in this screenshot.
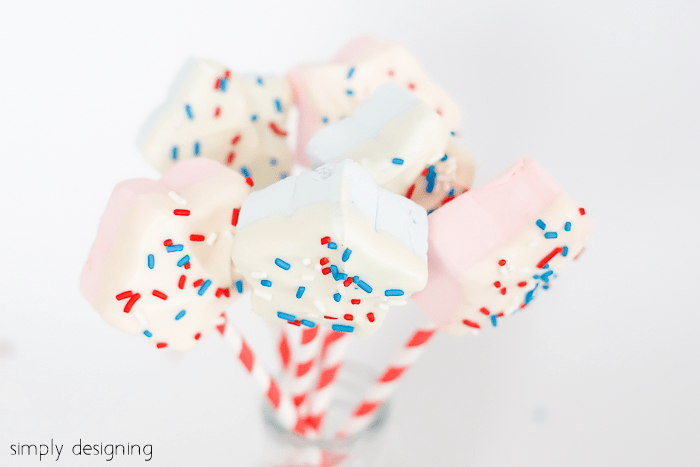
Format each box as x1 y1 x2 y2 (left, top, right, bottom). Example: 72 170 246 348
123 293 141 313
537 247 564 269
152 290 167 300
498 259 506 266
343 314 354 321
320 257 329 266
322 267 331 275
231 208 240 226
269 121 288 137
351 299 361 305
344 278 354 287
408 82 416 90
214 106 221 117
288 320 301 326
579 207 586 215
324 316 338 320
214 78 221 89
436 108 443 116
184 262 191 270
500 287 507 295
366 312 375 322
226 152 235 164
321 236 331 245
116 291 133 301
479 307 490 315
406 184 416 199
173 209 190 216
462 319 481 329
231 134 241 145
190 234 205 241
156 342 167 349
224 70 230 78
387 70 395 76
494 281 501 288
245 177 254 187
193 279 204 287
194 333 201 340
518 281 528 287
178 275 186 289
163 239 173 247
497 312 505 317
421 168 429 176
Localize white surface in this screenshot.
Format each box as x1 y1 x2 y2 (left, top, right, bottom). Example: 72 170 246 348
1 1 699 466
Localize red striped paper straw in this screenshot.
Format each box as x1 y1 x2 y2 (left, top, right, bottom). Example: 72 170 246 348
289 325 323 431
216 312 298 433
335 321 438 438
278 328 292 373
306 330 351 432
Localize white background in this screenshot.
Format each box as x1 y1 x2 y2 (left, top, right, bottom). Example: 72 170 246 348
1 1 699 466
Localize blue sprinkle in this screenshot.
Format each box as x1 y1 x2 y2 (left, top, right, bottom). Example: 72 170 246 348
332 324 354 333
357 280 372 293
322 117 329 124
544 232 558 239
543 264 550 269
562 246 569 257
220 78 227 92
448 188 455 197
441 154 448 162
337 273 347 281
143 330 152 338
261 280 272 287
241 166 250 177
274 98 282 113
280 172 288 179
147 254 154 269
330 264 338 279
198 280 211 295
428 209 435 215
353 276 359 283
565 222 571 231
346 89 354 96
275 258 290 270
536 219 546 230
270 157 278 166
342 248 352 262
327 242 337 249
251 114 258 122
543 285 550 290
175 310 186 320
172 146 178 160
301 320 316 328
296 287 305 299
426 180 435 193
347 66 355 79
450 131 456 136
277 311 295 321
194 141 200 156
333 293 341 302
257 76 264 85
541 271 554 283
384 289 404 296
491 315 498 327
177 255 190 267
392 158 404 165
235 280 244 294
525 284 539 304
185 104 193 119
534 275 539 279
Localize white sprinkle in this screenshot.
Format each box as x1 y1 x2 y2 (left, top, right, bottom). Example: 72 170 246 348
529 241 537 247
499 266 508 276
254 289 272 301
302 274 315 281
381 296 389 302
379 304 390 311
314 264 322 272
133 311 147 326
225 230 235 240
206 232 218 246
302 258 311 266
336 284 346 295
314 300 326 313
388 300 407 306
168 191 187 205
251 272 267 279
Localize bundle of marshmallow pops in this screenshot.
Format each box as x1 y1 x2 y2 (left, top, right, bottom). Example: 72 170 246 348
81 36 592 440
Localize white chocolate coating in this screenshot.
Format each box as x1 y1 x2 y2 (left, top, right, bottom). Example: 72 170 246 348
231 160 428 336
288 36 463 167
306 84 474 212
81 159 251 350
139 58 292 189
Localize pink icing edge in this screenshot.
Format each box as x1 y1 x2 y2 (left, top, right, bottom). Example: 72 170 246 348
79 159 227 302
288 36 380 167
414 158 564 327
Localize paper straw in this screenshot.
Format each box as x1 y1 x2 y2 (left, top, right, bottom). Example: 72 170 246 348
216 312 298 433
336 321 437 438
288 325 323 432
